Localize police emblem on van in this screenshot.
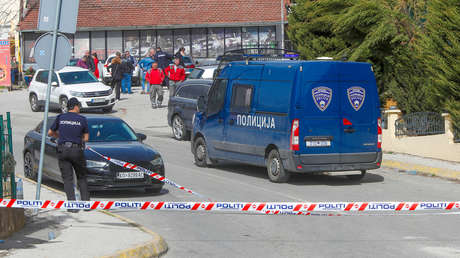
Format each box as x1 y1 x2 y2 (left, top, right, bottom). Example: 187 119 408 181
312 87 332 112
347 86 366 111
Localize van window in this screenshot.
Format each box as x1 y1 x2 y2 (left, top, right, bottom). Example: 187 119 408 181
230 84 253 113
207 79 227 116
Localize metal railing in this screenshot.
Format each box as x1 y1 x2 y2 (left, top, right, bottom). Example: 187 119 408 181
1 112 16 199
395 112 445 137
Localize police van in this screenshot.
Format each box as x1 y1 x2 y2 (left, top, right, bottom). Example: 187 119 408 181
191 53 382 183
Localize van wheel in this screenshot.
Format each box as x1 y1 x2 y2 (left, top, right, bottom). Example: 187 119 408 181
172 115 188 141
194 137 209 167
60 97 68 113
267 149 290 183
29 94 41 112
346 170 366 181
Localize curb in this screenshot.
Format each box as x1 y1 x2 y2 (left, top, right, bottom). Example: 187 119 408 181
18 175 168 258
382 160 460 181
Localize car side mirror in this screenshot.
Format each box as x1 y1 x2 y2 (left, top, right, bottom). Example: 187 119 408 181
197 95 206 113
136 133 147 142
51 81 58 87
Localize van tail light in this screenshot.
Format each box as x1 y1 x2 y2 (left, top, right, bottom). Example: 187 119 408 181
290 119 300 151
377 118 382 149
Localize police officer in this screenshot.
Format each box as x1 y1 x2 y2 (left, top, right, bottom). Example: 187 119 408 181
48 98 90 210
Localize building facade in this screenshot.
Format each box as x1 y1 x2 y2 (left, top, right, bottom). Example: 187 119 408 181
19 0 290 64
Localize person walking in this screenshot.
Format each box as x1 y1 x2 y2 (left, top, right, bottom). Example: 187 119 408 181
84 51 95 73
92 52 100 79
138 48 156 94
175 47 186 67
77 56 89 69
48 98 90 212
121 52 135 94
108 52 123 100
146 62 165 108
165 57 186 98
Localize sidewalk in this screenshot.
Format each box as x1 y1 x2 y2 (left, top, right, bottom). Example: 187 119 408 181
382 152 460 181
0 178 167 258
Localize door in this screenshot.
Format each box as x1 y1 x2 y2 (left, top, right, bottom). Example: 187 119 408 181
203 79 228 159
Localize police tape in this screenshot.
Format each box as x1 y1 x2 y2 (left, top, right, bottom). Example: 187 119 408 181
2 199 459 215
87 147 206 199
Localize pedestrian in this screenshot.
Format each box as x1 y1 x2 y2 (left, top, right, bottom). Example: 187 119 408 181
77 56 89 69
10 57 18 86
138 48 156 94
175 47 186 67
48 98 90 212
146 62 165 108
108 52 123 100
92 52 100 79
84 51 95 73
121 52 135 94
165 57 186 98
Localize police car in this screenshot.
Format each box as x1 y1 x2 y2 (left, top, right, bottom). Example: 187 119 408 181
191 53 382 183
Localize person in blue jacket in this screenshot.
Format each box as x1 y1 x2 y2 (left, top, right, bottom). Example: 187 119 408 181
138 48 156 94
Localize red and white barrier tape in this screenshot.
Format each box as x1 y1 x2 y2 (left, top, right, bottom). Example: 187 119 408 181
87 147 206 199
2 199 459 215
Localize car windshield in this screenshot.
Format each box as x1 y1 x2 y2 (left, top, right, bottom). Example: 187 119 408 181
59 71 98 84
88 120 138 142
188 68 204 79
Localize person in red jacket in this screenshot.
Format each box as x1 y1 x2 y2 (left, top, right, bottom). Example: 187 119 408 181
146 62 165 108
164 57 186 98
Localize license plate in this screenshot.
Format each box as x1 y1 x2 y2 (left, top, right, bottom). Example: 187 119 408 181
117 172 144 179
92 98 106 103
306 140 331 147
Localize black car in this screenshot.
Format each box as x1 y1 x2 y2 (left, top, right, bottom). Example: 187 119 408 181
23 115 165 193
167 79 212 140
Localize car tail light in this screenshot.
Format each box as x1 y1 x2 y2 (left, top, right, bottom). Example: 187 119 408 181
377 118 382 149
290 119 300 151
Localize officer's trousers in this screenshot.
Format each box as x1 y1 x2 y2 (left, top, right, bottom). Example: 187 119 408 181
57 146 90 201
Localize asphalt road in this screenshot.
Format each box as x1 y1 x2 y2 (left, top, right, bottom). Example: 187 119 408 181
3 88 460 258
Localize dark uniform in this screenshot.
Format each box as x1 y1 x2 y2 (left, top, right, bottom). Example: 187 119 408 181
50 99 90 202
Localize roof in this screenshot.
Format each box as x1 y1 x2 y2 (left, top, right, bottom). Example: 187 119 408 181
20 0 287 31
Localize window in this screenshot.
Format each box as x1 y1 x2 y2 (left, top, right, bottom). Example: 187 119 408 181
123 31 140 58
208 28 224 57
174 29 191 55
242 27 258 48
91 31 106 60
74 32 89 58
107 31 122 57
230 84 253 113
259 26 277 48
141 30 156 57
225 28 241 51
207 79 227 116
192 28 207 58
157 30 173 54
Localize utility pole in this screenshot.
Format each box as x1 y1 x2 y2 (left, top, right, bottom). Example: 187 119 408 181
280 0 285 49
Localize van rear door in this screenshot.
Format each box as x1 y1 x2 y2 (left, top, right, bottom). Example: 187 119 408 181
296 62 342 165
339 63 379 163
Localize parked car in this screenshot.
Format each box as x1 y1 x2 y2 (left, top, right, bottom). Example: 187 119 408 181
168 79 212 140
187 65 218 80
102 54 140 85
23 115 165 193
192 60 382 183
28 66 116 113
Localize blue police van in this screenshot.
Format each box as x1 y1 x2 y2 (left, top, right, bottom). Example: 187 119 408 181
191 54 382 183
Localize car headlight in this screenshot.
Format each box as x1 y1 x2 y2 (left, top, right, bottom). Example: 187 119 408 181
86 160 109 168
150 156 163 166
70 91 85 97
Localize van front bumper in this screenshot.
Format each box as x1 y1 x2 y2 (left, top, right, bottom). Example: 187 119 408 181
283 151 382 173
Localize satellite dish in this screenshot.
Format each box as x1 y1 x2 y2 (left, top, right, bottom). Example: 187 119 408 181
33 33 72 70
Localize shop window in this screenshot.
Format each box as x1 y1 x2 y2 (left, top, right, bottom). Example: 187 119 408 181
192 28 207 58
74 31 89 58
259 26 277 48
140 30 156 57
242 27 258 48
123 31 140 58
208 28 224 57
157 30 173 54
225 28 241 51
107 31 122 57
91 31 105 61
174 29 191 55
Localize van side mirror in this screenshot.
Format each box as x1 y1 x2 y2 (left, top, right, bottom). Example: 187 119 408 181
197 95 206 113
51 81 58 87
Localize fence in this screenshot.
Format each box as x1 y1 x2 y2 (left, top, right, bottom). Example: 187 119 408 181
395 112 445 137
0 112 16 199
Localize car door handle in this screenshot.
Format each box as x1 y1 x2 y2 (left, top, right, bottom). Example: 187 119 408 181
344 128 356 133
229 119 235 125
